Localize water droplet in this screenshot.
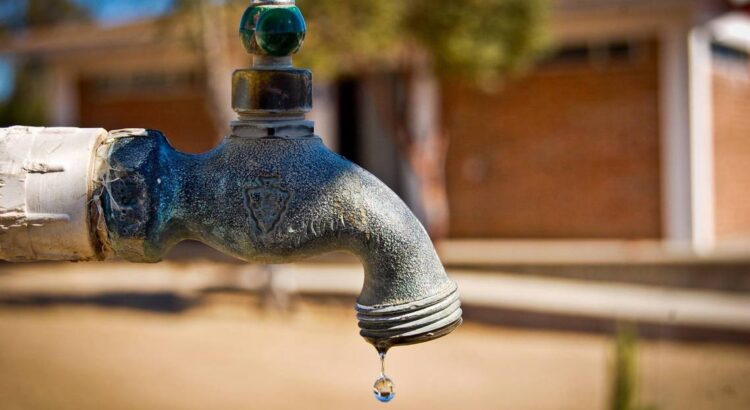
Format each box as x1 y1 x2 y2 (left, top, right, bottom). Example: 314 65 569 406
373 375 395 403
372 351 395 403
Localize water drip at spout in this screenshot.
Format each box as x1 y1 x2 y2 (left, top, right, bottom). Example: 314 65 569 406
372 351 395 403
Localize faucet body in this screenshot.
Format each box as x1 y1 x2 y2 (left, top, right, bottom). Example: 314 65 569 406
100 127 461 349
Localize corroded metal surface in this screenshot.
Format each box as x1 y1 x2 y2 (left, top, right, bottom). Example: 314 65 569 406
98 128 461 348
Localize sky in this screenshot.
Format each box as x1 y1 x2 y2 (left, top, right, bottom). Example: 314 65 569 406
76 0 174 26
0 0 177 101
0 61 12 100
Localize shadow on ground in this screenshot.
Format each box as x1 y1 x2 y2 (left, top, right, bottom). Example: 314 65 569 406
0 292 198 313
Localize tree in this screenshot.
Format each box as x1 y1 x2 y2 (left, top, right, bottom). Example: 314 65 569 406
167 0 245 137
0 0 91 127
296 0 549 238
0 0 88 32
297 0 547 81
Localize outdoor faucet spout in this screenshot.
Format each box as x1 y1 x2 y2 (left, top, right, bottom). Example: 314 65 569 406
98 127 462 349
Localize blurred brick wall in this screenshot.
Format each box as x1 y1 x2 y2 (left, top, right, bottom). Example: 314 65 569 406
78 77 220 154
713 67 750 240
443 43 662 239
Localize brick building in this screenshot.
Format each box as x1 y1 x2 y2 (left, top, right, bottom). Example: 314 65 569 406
1 0 749 253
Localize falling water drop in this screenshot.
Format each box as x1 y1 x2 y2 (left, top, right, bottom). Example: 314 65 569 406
373 351 395 403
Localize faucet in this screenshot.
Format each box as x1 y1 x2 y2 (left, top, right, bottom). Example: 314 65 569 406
0 0 461 352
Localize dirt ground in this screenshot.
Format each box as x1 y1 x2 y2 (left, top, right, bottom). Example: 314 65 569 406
0 295 747 410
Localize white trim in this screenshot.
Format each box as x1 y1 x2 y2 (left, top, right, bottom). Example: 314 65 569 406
658 22 717 252
659 24 694 246
550 1 693 45
709 11 750 52
688 26 717 252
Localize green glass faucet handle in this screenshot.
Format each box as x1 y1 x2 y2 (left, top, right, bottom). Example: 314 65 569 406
239 4 306 57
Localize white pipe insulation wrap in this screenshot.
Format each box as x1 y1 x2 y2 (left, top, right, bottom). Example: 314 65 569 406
0 126 107 261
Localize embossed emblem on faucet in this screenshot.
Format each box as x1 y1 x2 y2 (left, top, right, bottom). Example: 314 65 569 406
244 175 290 235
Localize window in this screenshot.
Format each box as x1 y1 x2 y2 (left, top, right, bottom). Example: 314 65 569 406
712 42 749 64
539 40 647 69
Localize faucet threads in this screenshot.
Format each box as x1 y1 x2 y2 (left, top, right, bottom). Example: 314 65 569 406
357 283 462 349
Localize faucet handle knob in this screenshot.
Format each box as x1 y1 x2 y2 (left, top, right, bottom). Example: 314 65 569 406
239 1 306 57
